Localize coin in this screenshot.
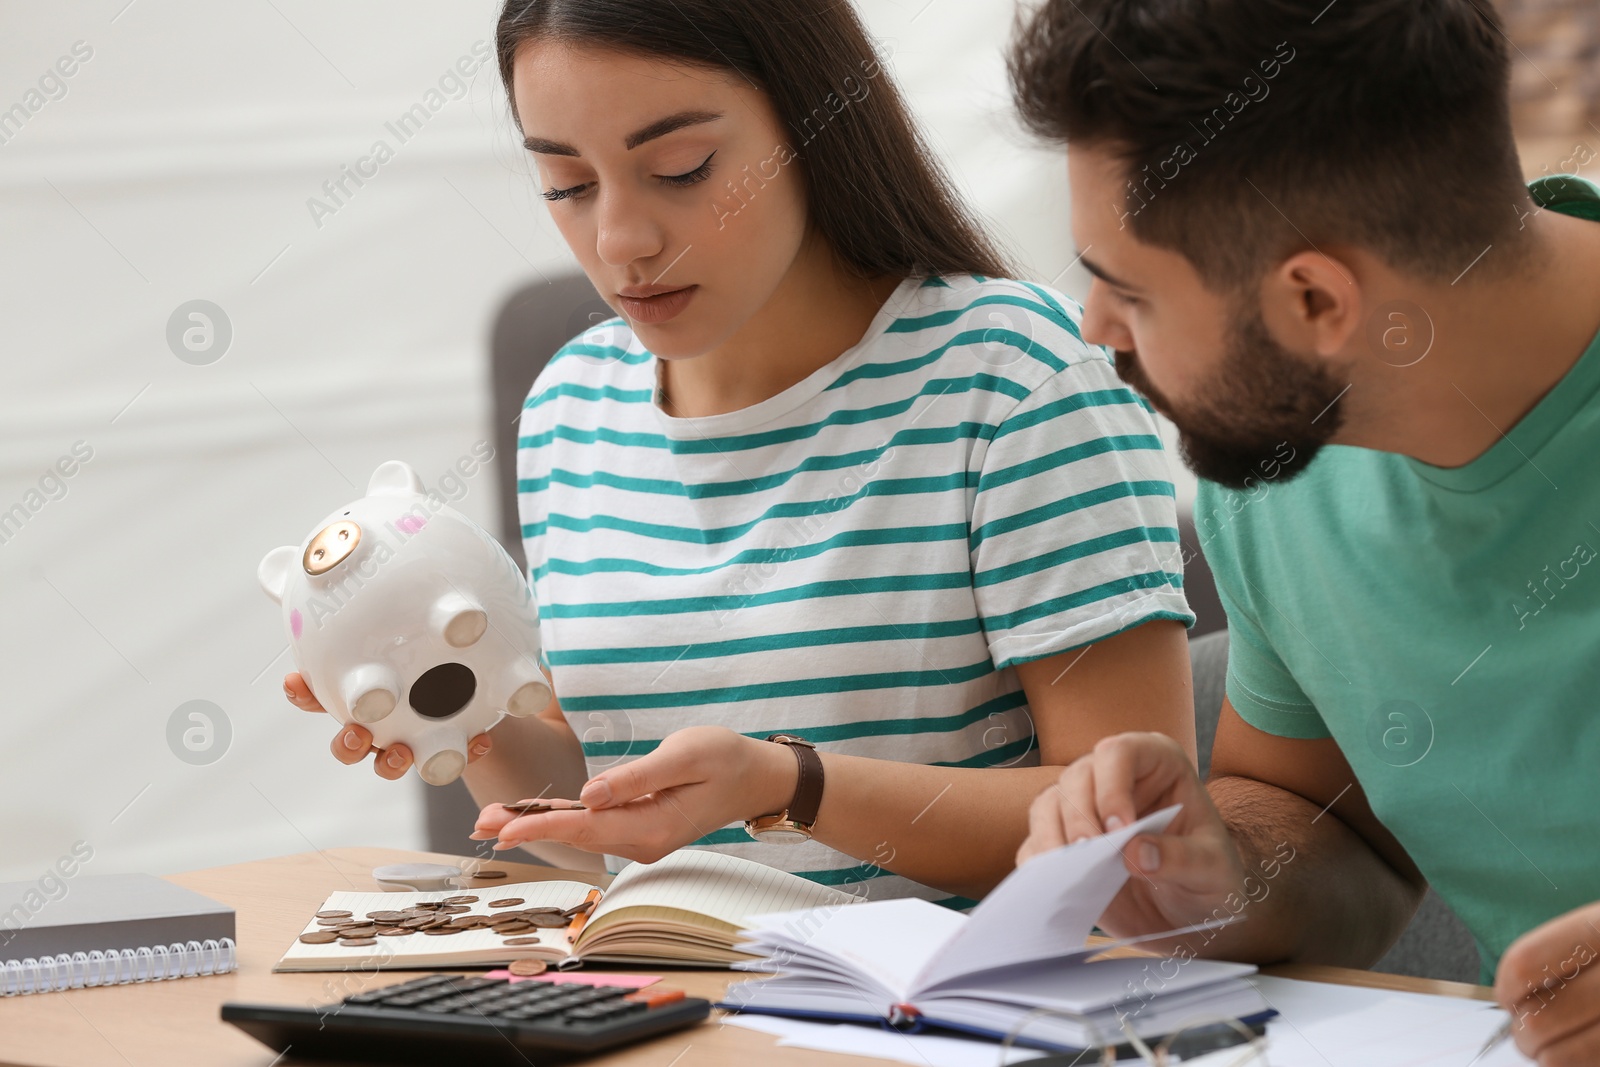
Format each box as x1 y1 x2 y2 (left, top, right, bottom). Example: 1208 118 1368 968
422 927 464 936
298 930 340 944
377 928 411 936
487 898 525 908
315 910 353 919
366 911 406 922
316 918 346 927
562 900 594 918
443 895 478 904
501 800 587 816
341 937 377 947
467 870 508 880
502 936 543 945
508 959 547 977
527 914 571 928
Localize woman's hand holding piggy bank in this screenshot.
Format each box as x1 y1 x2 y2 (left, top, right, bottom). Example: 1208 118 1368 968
259 460 552 785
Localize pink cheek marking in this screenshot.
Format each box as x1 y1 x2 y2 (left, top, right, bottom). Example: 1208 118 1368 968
290 609 303 640
396 515 427 535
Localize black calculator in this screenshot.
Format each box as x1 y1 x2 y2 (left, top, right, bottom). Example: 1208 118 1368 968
222 974 711 1064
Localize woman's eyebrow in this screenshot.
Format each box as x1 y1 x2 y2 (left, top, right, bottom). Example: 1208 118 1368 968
522 109 724 156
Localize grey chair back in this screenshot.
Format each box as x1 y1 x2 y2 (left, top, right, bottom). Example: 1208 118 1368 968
424 274 606 861
488 275 615 573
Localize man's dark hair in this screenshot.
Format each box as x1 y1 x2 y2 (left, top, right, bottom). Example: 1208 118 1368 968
1009 0 1531 291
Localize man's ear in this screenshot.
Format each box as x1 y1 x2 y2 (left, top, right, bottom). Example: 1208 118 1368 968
1262 250 1363 359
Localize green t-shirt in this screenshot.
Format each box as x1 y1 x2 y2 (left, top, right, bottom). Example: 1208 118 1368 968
1196 175 1600 984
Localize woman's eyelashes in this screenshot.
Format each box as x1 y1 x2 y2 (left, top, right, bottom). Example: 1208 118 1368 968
540 152 718 203
542 182 588 203
657 151 717 188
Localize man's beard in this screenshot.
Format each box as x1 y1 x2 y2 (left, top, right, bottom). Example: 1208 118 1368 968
1114 310 1347 490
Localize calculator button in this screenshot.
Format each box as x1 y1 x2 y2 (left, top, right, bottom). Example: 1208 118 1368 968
418 997 473 1013
434 978 496 995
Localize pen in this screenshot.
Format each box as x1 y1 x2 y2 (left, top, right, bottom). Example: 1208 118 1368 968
1468 1019 1511 1066
566 888 603 945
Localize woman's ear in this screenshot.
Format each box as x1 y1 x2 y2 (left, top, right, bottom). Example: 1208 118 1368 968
1265 250 1363 359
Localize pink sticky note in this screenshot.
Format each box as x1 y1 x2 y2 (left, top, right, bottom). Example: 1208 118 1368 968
485 969 659 989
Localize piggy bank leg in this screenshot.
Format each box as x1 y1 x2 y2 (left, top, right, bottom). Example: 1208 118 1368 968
341 664 401 724
431 592 488 648
410 734 469 786
503 664 552 718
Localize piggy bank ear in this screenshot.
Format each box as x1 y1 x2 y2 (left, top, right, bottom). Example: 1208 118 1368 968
258 545 298 604
368 460 425 498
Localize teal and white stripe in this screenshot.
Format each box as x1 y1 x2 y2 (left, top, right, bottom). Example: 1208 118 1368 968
517 273 1191 902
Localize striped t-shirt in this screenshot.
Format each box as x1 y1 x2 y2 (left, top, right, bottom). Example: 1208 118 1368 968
516 273 1191 904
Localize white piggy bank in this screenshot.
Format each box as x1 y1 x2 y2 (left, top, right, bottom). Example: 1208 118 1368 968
257 460 551 785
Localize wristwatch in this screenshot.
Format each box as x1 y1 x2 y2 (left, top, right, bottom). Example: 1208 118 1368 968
745 734 823 843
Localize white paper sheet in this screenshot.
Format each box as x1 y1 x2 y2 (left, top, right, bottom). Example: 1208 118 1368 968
725 1012 1048 1067
915 805 1180 991
723 974 1536 1066
740 897 966 998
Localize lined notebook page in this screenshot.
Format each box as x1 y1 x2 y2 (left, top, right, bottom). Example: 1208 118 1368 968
275 879 596 970
593 850 856 929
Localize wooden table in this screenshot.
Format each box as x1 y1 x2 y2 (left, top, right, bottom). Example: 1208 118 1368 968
0 847 1493 1067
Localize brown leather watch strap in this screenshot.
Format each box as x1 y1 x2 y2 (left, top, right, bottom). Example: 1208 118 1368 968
766 734 823 828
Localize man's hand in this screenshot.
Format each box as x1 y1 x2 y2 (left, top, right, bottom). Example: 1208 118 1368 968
1495 901 1600 1064
1020 731 1259 947
470 726 797 863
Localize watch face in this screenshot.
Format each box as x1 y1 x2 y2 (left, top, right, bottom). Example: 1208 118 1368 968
751 826 811 844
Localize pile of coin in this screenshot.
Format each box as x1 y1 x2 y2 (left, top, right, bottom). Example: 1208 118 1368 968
299 895 596 948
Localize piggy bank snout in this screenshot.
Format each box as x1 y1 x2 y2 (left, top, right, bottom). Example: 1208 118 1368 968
304 519 362 575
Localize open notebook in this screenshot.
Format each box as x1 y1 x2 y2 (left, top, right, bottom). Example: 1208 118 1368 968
275 849 856 973
721 807 1274 1050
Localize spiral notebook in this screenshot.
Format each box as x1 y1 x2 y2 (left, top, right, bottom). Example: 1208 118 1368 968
0 873 237 996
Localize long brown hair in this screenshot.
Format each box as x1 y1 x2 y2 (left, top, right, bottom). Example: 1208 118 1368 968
496 0 1014 281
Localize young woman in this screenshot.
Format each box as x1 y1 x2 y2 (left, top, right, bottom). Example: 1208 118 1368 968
285 0 1197 905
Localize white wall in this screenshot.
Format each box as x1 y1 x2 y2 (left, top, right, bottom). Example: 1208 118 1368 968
0 0 1179 884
